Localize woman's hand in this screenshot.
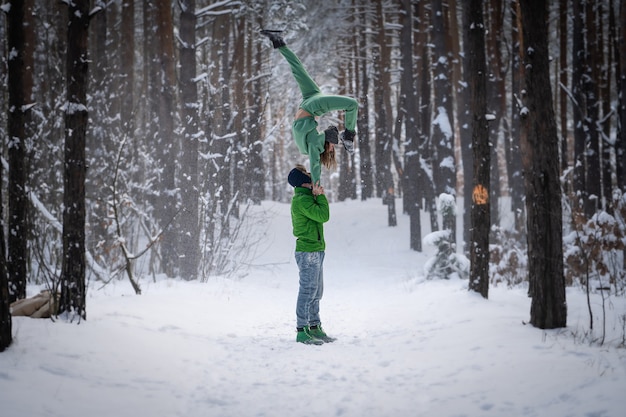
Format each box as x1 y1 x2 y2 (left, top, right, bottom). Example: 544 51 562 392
312 182 325 196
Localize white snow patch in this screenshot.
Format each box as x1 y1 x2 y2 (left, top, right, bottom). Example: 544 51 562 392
1 200 625 417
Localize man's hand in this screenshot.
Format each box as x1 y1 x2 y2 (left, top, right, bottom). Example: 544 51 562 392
312 182 325 196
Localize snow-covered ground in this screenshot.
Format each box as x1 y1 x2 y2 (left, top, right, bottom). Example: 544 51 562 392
1 199 625 417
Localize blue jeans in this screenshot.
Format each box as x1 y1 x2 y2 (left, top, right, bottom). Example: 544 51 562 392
295 251 325 328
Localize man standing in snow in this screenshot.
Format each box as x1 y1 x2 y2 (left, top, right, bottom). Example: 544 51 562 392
288 165 336 345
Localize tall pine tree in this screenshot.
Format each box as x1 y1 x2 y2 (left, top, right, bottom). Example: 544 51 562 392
59 0 91 320
519 0 567 329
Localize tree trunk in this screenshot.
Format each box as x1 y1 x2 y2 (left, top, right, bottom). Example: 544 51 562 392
119 0 136 202
231 19 246 217
559 0 568 175
178 0 200 280
431 0 457 238
0 5 9 351
87 1 111 270
337 60 349 199
617 0 626 190
418 0 438 233
206 13 232 245
400 0 422 251
356 0 373 200
248 25 265 203
519 0 567 329
337 7 357 202
584 1 601 215
485 0 504 226
459 0 474 253
7 0 34 303
59 0 90 320
372 0 394 202
467 0 490 299
508 0 525 234
572 0 586 211
0 92 10 350
120 0 135 137
217 14 233 232
153 0 179 276
600 1 612 210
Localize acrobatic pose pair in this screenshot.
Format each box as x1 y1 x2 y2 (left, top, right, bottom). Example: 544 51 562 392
261 30 358 186
262 30 358 345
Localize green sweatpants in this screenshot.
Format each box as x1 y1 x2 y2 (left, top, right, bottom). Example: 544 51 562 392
278 46 358 185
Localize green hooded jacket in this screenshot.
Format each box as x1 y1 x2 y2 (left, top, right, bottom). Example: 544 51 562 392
291 187 330 252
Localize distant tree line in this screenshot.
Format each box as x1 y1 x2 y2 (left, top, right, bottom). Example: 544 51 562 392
1 0 624 349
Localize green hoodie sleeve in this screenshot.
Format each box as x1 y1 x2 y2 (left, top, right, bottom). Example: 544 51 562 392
299 193 329 223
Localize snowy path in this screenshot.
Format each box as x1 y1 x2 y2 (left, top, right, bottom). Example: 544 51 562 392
1 200 625 417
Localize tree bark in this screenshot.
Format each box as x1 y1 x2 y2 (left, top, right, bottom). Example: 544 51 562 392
0 165 9 350
459 0 474 253
485 0 504 226
248 21 265 203
617 0 626 190
600 1 613 210
508 0 525 234
337 7 357 202
178 0 200 280
519 0 567 329
0 0 9 351
337 60 357 202
59 0 90 320
120 0 134 137
559 0 569 175
400 0 422 251
418 0 438 233
153 0 179 276
431 0 457 238
231 19 246 218
7 0 34 303
584 1 601 214
372 0 394 203
467 0 490 299
206 13 233 247
356 0 373 200
87 1 110 269
572 0 586 211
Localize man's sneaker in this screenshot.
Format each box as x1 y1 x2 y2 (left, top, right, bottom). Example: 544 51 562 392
260 29 286 49
340 130 356 154
296 327 324 345
308 325 336 343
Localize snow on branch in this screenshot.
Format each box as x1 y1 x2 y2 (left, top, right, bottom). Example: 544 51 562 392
513 93 529 119
193 73 209 83
89 0 115 17
212 131 238 141
5 151 107 281
196 0 242 18
26 188 108 281
558 81 579 109
61 101 88 114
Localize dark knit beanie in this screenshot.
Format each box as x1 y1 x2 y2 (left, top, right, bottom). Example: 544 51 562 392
288 168 311 188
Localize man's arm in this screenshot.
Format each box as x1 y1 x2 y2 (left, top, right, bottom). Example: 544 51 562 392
300 185 329 223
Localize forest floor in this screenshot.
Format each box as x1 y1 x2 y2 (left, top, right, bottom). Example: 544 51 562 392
1 199 625 417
